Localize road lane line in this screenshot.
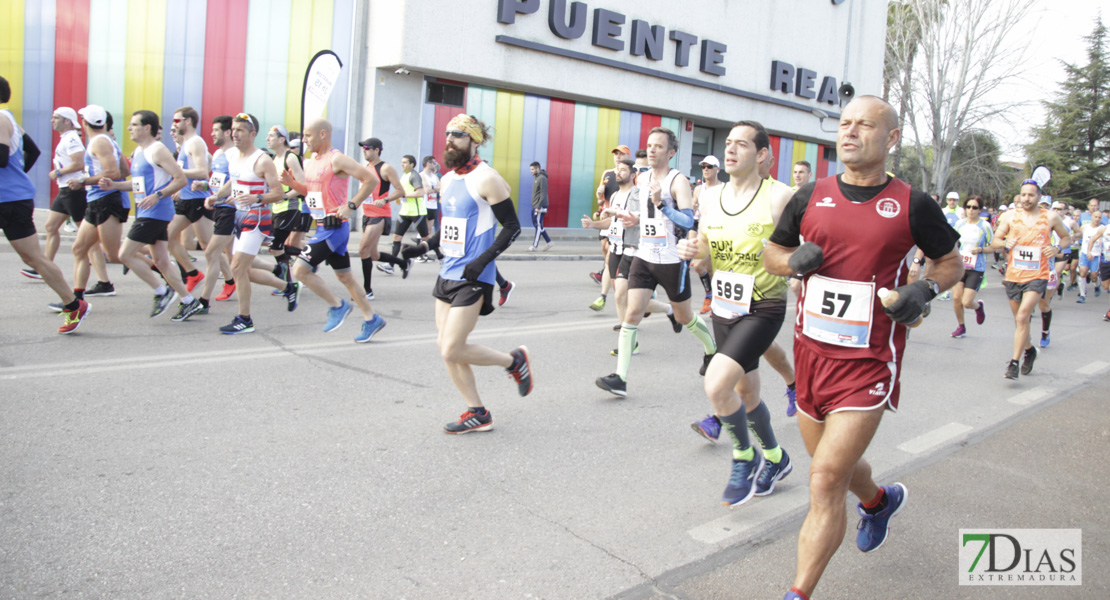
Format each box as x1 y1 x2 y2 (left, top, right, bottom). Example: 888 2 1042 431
1076 361 1109 375
1007 386 1051 406
896 422 973 455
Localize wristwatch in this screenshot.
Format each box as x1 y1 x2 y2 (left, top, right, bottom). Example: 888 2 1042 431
155 190 164 199
923 278 941 297
912 257 923 265
347 201 357 210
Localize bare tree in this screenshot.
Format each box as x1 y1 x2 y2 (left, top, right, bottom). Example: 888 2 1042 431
897 0 1033 195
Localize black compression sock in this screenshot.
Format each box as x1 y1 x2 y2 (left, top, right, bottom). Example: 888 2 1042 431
361 257 374 293
64 299 80 311
199 298 209 307
1041 310 1052 333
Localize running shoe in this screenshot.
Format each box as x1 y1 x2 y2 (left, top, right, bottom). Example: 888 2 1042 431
323 299 353 332
219 315 254 335
1040 332 1051 348
215 282 236 301
284 281 301 312
47 302 65 313
785 387 797 417
612 323 621 332
699 353 714 376
596 373 627 398
62 218 77 233
1068 282 1079 291
589 296 606 311
1004 360 1019 380
507 346 533 396
691 414 720 442
722 454 765 507
974 300 986 325
85 281 116 297
375 263 395 275
526 245 538 252
542 242 554 252
20 268 41 280
416 255 431 263
667 312 682 333
610 343 640 356
1096 285 1103 298
856 483 908 552
498 281 515 307
401 258 414 279
365 291 376 301
783 591 809 600
700 296 712 314
185 270 205 292
355 313 387 343
1077 295 1086 304
951 324 966 338
151 288 178 318
444 409 493 434
589 271 602 285
1104 310 1110 322
195 305 209 315
755 450 793 497
1020 345 1038 375
58 300 90 335
170 297 203 322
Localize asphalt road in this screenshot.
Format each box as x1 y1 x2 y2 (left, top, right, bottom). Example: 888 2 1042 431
1 238 1107 600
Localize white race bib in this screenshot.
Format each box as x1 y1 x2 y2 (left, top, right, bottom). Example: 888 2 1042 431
131 177 147 198
1011 245 1042 271
306 191 326 220
441 216 466 258
802 275 875 348
208 172 227 190
606 218 623 246
640 217 666 249
711 271 755 318
961 250 977 269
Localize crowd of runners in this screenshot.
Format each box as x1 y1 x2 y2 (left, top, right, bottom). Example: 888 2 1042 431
5 73 1109 598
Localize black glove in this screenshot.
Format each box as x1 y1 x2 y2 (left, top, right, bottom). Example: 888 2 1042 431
462 258 488 282
788 242 824 274
883 279 937 325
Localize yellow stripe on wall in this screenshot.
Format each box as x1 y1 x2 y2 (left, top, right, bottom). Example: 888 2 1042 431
122 0 166 155
593 106 620 187
0 0 26 121
494 88 525 207
284 0 334 131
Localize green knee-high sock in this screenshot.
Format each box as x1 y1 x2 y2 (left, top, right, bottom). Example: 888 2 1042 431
616 323 638 381
719 406 754 461
746 400 782 463
685 314 717 354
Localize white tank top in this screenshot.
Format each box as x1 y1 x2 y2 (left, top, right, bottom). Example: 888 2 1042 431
226 147 268 208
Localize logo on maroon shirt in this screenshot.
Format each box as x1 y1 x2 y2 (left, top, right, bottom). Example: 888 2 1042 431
876 198 901 219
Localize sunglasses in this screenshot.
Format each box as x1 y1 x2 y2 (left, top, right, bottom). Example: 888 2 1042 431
445 130 469 139
966 205 981 210
172 117 184 123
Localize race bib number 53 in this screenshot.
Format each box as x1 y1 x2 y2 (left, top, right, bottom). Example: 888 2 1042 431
802 275 875 348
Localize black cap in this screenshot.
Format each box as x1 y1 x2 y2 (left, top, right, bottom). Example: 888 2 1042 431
359 137 383 150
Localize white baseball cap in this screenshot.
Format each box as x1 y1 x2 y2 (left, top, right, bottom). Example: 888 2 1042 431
999 204 1009 210
78 105 107 128
946 191 960 200
699 155 720 168
53 107 80 128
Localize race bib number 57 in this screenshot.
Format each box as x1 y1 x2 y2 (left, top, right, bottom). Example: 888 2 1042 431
802 275 875 348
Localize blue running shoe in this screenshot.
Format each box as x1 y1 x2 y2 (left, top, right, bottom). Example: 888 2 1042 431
691 414 720 442
1077 295 1086 304
323 299 353 332
355 313 386 343
1040 332 1050 348
755 450 793 496
856 482 908 552
785 387 797 417
722 454 765 507
783 590 809 600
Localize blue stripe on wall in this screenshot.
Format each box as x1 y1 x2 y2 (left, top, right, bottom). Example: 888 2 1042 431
777 137 794 182
23 0 58 207
327 0 353 148
161 0 206 153
660 116 679 169
243 0 291 132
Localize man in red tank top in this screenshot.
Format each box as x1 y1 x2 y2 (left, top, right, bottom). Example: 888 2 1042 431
764 96 963 600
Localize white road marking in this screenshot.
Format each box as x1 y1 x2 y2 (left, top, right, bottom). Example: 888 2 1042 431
1007 386 1051 406
896 422 973 454
1076 361 1109 375
687 487 810 545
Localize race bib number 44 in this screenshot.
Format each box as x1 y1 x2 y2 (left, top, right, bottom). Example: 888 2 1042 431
1011 245 1042 271
712 271 754 318
802 275 875 348
441 216 466 258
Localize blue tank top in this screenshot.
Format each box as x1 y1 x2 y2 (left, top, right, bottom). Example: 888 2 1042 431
0 110 36 202
177 138 208 200
438 162 497 286
131 145 175 221
209 150 232 207
84 133 126 203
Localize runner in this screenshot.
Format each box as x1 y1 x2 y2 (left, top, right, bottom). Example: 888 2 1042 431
595 127 717 397
283 118 386 342
0 76 90 333
588 145 630 310
1037 198 1063 348
678 121 796 506
162 106 216 294
356 137 404 298
417 155 444 262
1095 222 1110 321
266 125 310 282
1076 210 1103 303
950 195 991 338
208 113 300 334
194 115 237 311
691 156 722 314
105 110 201 321
763 96 962 600
375 153 424 277
1055 200 1078 296
987 174 1070 379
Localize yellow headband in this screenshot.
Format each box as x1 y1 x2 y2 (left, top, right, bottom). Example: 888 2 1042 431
446 114 484 145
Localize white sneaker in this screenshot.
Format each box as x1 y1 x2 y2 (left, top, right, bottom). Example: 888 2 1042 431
375 263 395 275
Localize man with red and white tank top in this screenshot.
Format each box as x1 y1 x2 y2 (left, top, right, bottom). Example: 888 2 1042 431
765 96 963 600
282 117 386 343
356 137 405 299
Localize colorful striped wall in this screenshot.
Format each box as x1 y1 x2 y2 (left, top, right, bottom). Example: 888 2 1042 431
1 0 355 207
769 134 841 183
420 81 682 228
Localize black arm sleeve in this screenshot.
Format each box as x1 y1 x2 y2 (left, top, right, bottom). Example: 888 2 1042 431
0 143 9 169
22 133 40 172
768 182 815 247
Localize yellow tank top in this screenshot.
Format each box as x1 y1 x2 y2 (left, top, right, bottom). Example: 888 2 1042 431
271 151 303 214
699 179 787 302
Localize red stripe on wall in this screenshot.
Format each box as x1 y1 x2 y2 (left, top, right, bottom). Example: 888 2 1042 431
769 135 781 176
52 0 90 198
816 144 829 182
432 102 464 173
639 113 661 152
545 99 575 228
201 0 249 154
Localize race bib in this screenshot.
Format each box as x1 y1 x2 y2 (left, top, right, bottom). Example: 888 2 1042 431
1011 245 1042 271
961 250 977 269
131 177 147 198
306 191 326 220
711 271 755 318
441 216 466 258
640 217 666 249
802 275 875 348
606 218 623 246
208 172 227 191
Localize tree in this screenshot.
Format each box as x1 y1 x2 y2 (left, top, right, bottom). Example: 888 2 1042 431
947 130 1021 205
1026 17 1110 203
890 0 1033 195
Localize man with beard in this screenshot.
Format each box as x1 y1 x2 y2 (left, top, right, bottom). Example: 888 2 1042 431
400 115 533 433
195 115 238 309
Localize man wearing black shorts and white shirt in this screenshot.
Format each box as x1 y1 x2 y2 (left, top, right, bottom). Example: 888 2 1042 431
596 127 717 397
